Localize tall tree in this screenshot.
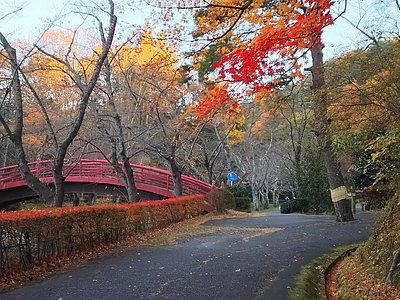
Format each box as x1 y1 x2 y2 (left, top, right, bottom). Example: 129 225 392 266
92 28 205 196
92 44 142 203
327 40 400 192
0 34 54 202
152 0 354 221
0 1 117 206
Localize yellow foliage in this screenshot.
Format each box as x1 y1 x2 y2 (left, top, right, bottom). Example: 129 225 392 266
27 53 68 87
229 128 245 145
23 134 44 147
113 23 178 74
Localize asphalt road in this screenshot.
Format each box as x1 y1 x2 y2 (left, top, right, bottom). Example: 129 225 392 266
1 211 376 300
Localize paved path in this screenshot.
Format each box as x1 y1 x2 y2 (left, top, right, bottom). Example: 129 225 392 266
1 211 376 300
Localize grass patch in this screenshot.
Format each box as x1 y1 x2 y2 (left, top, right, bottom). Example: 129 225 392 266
289 243 360 300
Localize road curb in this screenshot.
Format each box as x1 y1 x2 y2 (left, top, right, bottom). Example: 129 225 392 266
324 247 358 299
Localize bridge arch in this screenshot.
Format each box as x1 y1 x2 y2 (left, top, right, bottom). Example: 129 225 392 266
0 159 213 206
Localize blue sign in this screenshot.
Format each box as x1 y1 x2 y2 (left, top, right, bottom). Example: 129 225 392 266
227 172 237 182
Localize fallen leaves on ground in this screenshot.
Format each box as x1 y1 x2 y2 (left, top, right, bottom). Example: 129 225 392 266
336 254 400 300
326 257 341 300
0 210 277 291
142 210 280 245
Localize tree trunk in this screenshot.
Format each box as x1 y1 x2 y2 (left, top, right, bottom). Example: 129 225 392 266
99 36 140 203
310 40 353 222
72 193 80 206
84 193 96 206
294 158 302 198
122 159 140 202
204 152 213 184
252 188 260 210
208 168 213 185
1 139 10 167
37 2 117 208
169 160 183 196
53 161 65 207
15 146 53 203
262 188 269 209
271 184 278 207
0 3 117 207
0 33 53 203
106 147 140 203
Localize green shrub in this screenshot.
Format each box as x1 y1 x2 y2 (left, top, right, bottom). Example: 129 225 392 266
225 186 252 212
227 185 252 198
280 199 308 214
234 197 251 212
280 199 297 214
206 189 236 212
298 146 333 214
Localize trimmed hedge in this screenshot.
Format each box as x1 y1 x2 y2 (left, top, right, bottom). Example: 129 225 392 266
0 195 204 277
234 197 251 212
227 186 252 199
205 189 236 212
227 186 252 212
280 198 307 214
205 189 252 212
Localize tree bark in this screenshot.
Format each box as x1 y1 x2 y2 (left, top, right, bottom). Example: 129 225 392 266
72 193 80 206
46 2 117 207
1 2 117 207
310 40 354 222
169 159 183 196
0 33 53 203
102 50 140 203
123 158 140 202
53 162 65 207
203 149 213 184
252 186 260 210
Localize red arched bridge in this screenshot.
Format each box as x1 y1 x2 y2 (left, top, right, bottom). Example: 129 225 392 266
0 159 213 206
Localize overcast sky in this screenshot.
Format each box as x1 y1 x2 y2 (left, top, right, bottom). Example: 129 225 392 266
1 0 398 59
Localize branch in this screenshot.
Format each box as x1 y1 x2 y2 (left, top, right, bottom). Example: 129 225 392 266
0 7 23 21
0 83 13 138
34 44 85 92
333 0 347 22
181 122 206 171
19 69 59 149
341 15 379 46
0 32 23 137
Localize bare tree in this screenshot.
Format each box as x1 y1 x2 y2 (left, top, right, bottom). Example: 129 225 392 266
0 1 117 206
0 33 54 202
144 99 205 196
91 47 141 202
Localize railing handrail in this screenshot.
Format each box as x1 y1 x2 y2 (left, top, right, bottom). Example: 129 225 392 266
0 159 212 196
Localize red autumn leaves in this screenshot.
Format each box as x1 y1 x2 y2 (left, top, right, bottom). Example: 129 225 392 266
196 0 334 119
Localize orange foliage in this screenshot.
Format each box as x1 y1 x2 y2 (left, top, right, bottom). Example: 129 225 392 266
213 0 333 91
0 195 203 222
328 82 387 135
186 0 333 129
0 195 204 277
195 84 234 120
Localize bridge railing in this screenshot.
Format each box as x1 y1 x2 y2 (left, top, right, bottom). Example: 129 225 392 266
0 159 212 196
